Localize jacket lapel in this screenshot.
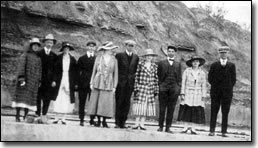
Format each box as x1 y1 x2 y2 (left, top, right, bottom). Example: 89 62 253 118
122 52 129 66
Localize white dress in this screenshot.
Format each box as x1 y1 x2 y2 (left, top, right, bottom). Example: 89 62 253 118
53 55 74 113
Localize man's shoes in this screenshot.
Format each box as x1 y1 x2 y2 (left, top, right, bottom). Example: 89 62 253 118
165 128 174 134
132 126 139 130
120 125 128 129
222 133 228 137
80 121 84 126
157 127 163 132
53 120 59 124
208 132 215 136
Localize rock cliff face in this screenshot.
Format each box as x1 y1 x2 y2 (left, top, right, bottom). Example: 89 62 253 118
1 1 251 127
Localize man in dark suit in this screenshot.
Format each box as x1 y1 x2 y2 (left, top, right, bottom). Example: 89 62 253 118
115 40 139 128
36 34 57 122
208 46 236 137
157 45 182 134
77 41 97 126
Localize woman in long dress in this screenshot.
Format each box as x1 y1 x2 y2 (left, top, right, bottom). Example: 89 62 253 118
132 49 159 130
177 55 207 134
87 41 118 128
52 42 77 124
12 38 42 122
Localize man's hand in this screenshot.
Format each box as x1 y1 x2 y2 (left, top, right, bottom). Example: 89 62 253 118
51 82 56 87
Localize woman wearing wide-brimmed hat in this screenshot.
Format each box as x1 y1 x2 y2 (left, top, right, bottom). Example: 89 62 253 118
177 55 207 134
12 38 42 122
51 42 77 124
132 49 159 130
87 41 119 128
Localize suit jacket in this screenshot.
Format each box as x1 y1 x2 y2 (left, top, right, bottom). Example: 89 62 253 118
115 51 139 88
52 54 78 103
157 59 182 92
77 54 96 89
208 61 236 92
37 49 57 100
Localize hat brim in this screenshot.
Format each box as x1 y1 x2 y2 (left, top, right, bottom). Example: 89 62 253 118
98 46 118 51
167 45 177 52
218 51 229 53
186 58 205 67
30 42 41 47
60 45 74 52
141 53 158 57
43 39 57 44
87 42 97 46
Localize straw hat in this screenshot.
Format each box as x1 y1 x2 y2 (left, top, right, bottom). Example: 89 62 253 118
124 40 136 46
217 46 230 53
42 34 57 44
29 37 41 47
186 55 205 67
142 49 158 57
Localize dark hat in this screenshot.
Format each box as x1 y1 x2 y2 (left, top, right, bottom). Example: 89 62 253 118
186 55 205 67
42 34 57 44
29 38 41 47
217 46 230 53
86 41 97 46
167 45 177 52
59 42 74 52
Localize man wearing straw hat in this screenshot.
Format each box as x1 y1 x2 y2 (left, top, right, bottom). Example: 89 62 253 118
115 40 139 128
208 46 236 137
36 34 58 123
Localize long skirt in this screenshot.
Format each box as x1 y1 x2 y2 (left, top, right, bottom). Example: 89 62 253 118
53 72 74 113
177 104 205 124
87 88 115 118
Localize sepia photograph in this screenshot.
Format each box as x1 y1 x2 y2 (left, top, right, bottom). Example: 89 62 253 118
1 1 252 142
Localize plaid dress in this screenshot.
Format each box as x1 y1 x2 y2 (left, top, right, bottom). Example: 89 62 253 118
133 60 159 116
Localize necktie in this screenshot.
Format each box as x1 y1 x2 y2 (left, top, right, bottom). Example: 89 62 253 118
169 58 174 61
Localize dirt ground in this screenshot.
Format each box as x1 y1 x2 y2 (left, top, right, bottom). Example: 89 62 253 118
1 114 251 141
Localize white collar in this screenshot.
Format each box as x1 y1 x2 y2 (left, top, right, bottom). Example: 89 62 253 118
125 50 132 56
220 58 227 63
167 57 175 61
44 47 51 53
87 51 94 57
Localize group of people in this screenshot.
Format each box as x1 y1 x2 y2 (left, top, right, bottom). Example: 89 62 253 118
12 33 236 138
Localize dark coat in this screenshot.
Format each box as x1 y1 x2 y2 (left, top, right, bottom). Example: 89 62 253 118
52 54 78 103
14 50 42 107
37 49 57 100
115 52 139 88
208 61 236 94
157 59 182 92
77 54 96 89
